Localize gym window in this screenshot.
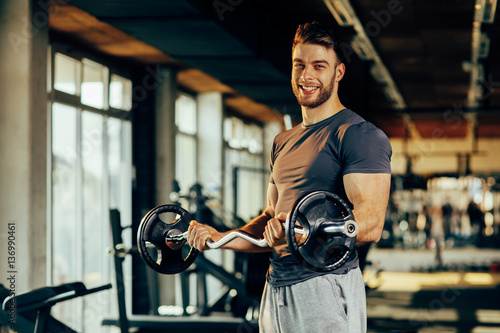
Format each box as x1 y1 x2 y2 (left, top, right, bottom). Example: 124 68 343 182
48 46 133 332
223 117 267 221
175 92 198 191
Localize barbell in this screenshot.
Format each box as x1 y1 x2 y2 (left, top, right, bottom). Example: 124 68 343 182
137 191 358 274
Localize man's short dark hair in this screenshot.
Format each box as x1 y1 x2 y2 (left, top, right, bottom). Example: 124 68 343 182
292 21 346 65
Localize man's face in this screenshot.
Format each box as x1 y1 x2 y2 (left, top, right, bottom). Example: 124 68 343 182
291 43 340 109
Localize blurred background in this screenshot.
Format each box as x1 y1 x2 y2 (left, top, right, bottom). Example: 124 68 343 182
0 0 499 332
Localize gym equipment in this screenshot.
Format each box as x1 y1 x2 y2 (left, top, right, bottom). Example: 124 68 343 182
137 190 357 274
2 282 111 333
286 191 358 272
104 210 260 331
137 204 199 274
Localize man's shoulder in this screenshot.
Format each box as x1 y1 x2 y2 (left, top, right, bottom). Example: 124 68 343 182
273 122 303 144
342 121 392 155
335 110 386 138
345 121 388 139
326 109 365 142
336 108 365 125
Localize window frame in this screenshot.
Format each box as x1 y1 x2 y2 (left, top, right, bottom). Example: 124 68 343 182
47 43 134 331
50 43 132 121
222 115 267 220
174 90 199 190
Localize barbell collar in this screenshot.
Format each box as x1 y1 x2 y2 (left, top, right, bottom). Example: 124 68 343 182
320 220 358 238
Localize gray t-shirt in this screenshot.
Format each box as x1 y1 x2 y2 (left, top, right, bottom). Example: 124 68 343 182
267 109 392 287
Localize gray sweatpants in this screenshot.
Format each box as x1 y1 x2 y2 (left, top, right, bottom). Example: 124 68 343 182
259 267 367 333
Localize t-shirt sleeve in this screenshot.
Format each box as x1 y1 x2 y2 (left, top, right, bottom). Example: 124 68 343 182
341 122 392 175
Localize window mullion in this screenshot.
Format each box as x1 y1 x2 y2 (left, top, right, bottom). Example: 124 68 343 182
54 90 80 106
76 107 84 332
102 116 110 285
46 45 55 286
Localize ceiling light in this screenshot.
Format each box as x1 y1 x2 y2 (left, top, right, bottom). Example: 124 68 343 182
478 33 490 58
384 86 406 110
370 64 387 85
324 0 354 27
483 0 498 23
475 0 498 23
351 35 374 60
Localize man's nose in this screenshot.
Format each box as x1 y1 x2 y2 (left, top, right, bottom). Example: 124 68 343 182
301 65 314 81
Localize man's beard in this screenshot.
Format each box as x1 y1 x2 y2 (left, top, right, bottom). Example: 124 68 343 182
292 78 335 109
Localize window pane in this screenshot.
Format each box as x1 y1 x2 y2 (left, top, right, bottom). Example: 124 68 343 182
81 111 104 287
110 74 132 111
108 117 122 209
239 153 265 220
175 94 197 135
108 119 133 228
226 117 244 149
224 148 267 221
247 124 263 154
175 133 197 190
107 119 132 325
54 53 80 95
223 118 233 142
51 103 80 329
82 59 108 109
81 111 109 332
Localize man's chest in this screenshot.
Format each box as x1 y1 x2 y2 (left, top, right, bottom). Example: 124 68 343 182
273 134 342 188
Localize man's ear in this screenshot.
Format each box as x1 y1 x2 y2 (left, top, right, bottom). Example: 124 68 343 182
335 63 345 82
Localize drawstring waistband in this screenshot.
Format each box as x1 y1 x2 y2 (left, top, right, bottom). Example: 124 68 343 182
274 286 288 307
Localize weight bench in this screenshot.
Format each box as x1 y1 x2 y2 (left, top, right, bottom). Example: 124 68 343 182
2 282 112 333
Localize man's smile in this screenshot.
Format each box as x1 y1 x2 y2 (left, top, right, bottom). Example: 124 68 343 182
299 85 319 95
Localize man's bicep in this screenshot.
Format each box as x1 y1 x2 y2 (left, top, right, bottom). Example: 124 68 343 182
343 173 390 208
343 173 391 243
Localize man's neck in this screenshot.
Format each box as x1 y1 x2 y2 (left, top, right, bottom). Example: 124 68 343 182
301 96 345 126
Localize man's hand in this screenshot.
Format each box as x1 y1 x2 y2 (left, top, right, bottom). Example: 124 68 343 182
263 212 288 247
187 221 221 251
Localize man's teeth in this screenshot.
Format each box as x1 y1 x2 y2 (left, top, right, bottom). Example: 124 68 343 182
301 86 318 91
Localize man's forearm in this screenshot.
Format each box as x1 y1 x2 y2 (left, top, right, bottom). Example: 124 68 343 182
217 213 272 252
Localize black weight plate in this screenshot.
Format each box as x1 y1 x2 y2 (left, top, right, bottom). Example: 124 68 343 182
286 191 356 272
137 204 198 274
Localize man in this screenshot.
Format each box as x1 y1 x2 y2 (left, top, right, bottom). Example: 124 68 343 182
188 22 392 332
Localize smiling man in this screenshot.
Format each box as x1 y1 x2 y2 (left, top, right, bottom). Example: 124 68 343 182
188 22 392 332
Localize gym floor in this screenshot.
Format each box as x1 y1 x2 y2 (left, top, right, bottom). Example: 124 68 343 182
365 247 500 333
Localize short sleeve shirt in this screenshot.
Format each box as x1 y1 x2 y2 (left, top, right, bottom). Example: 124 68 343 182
267 109 392 286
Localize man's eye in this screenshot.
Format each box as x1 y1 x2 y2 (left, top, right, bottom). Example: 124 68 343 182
315 65 324 69
294 64 304 68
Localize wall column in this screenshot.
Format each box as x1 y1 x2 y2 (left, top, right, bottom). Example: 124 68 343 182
0 0 49 291
154 68 177 306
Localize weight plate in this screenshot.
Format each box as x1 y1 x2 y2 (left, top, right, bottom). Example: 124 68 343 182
137 204 198 274
285 191 357 272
